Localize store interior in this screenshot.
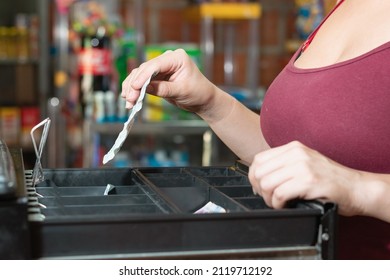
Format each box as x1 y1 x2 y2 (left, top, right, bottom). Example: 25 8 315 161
0 0 336 170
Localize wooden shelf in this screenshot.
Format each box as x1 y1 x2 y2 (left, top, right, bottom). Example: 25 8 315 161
0 58 39 65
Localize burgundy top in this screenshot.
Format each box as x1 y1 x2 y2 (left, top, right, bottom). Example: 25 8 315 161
260 17 390 260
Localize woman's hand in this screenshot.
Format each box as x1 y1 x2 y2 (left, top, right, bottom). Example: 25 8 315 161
121 49 217 115
120 48 268 162
248 141 364 216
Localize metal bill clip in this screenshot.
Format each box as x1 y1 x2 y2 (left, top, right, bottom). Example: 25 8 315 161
30 118 51 187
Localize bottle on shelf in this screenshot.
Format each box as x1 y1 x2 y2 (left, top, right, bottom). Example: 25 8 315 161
78 26 113 121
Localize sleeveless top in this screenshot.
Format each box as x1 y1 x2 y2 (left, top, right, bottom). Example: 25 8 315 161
260 1 390 259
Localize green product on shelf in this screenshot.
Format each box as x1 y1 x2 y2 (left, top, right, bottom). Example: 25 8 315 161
143 43 202 122
116 28 137 86
145 43 202 71
142 95 199 122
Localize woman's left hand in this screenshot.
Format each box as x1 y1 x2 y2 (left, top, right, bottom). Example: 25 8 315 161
248 141 362 216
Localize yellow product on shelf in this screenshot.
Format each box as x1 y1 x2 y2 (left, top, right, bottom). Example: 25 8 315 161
142 95 164 121
185 3 262 20
16 28 29 60
0 27 8 59
6 27 18 59
142 95 198 122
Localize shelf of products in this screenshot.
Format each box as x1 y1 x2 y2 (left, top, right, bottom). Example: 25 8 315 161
62 0 235 168
51 0 244 168
49 0 212 168
83 119 215 168
0 0 49 169
184 2 263 110
50 0 146 168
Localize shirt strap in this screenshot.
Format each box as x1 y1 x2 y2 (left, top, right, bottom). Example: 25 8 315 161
301 0 346 52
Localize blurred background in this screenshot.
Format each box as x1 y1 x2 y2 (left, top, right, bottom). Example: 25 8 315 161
0 0 336 170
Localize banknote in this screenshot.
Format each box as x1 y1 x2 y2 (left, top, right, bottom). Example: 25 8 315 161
102 76 152 165
194 201 226 214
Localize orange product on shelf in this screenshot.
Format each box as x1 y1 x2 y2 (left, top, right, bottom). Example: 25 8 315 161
0 107 21 146
20 106 40 148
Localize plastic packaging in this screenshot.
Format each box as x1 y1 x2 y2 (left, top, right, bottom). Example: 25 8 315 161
94 91 105 123
104 90 116 122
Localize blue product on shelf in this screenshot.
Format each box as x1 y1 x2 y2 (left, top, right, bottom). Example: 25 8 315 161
295 0 324 40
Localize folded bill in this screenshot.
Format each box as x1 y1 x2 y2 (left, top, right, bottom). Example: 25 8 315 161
102 76 152 165
194 201 226 214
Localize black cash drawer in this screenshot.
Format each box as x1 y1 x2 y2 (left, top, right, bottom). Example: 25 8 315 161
25 162 337 260
0 142 337 260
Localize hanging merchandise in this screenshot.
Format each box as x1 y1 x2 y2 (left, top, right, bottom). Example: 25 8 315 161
56 0 76 15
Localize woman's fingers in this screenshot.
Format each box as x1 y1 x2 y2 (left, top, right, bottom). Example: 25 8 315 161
120 49 188 109
249 141 308 194
250 157 304 208
248 141 333 209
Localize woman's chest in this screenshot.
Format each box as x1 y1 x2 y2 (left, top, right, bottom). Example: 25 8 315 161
260 53 390 172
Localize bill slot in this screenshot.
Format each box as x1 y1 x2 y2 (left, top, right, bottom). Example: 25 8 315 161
40 204 164 217
35 185 145 197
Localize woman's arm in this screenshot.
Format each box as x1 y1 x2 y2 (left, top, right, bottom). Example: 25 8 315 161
355 172 390 223
121 49 268 162
198 85 268 163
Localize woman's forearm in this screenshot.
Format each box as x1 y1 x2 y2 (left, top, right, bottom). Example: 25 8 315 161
198 86 269 163
357 172 390 223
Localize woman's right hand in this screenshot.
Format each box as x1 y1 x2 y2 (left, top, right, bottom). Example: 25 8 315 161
121 48 217 115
